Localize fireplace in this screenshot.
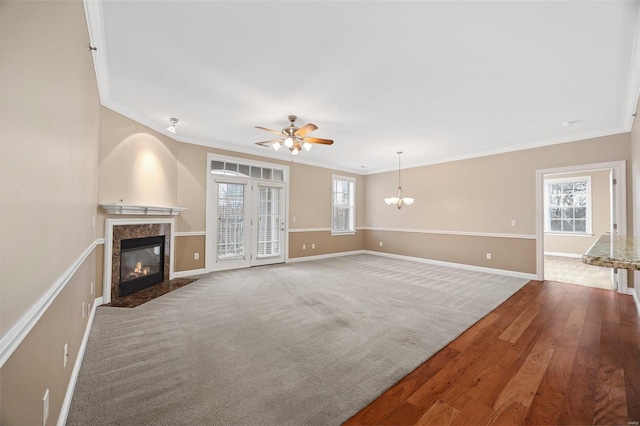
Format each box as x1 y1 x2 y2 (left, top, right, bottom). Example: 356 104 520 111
119 235 165 296
106 220 172 303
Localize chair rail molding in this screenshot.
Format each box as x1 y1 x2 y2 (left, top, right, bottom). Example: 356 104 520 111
0 239 104 367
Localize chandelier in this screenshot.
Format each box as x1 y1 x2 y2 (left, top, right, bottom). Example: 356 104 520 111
384 151 414 209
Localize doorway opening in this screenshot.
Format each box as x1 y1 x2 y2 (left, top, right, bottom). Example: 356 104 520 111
536 161 627 293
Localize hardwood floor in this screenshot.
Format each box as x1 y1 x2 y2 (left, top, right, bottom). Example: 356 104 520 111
345 280 640 425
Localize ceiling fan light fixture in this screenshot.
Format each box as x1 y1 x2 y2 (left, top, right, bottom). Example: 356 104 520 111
167 117 179 134
254 115 334 156
284 137 294 148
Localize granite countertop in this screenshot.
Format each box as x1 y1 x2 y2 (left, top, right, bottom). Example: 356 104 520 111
582 235 640 270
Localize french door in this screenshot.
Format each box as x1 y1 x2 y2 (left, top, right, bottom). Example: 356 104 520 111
252 182 286 266
210 177 285 271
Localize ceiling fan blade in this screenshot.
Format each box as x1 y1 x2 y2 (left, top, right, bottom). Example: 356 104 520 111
294 123 318 137
302 137 334 145
255 139 281 146
255 126 284 136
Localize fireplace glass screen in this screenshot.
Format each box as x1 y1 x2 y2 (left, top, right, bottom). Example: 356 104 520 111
119 235 165 296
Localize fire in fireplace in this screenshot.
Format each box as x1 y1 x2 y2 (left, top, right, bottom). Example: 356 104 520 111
119 235 165 296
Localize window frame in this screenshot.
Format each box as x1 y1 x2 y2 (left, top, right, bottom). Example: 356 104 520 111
543 176 593 235
331 174 356 235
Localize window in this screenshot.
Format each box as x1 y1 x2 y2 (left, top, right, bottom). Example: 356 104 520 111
544 176 592 234
332 175 355 234
211 160 284 182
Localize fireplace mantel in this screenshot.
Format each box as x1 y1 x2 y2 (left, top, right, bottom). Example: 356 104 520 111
100 203 187 216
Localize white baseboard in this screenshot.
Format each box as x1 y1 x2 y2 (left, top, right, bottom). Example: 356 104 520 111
544 251 583 259
364 250 538 280
57 296 102 426
0 239 102 368
173 268 207 278
629 288 640 317
286 250 367 263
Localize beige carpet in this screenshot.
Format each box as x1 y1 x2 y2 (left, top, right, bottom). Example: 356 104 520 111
67 254 528 425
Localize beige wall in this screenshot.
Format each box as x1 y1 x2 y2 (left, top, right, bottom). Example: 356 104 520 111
364 133 631 274
544 170 611 255
364 230 536 273
288 163 365 230
0 1 101 424
97 109 366 270
289 231 364 258
96 109 633 276
1 255 96 425
175 236 206 271
99 107 179 209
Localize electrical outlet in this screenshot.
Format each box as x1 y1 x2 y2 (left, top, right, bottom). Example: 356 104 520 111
312 243 315 249
486 253 492 260
302 244 306 250
292 216 296 222
63 343 68 368
43 389 49 426
91 215 96 228
90 281 94 295
194 252 199 260
82 302 85 318
379 241 383 247
511 219 517 227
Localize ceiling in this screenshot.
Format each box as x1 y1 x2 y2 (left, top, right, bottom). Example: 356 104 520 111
86 1 640 174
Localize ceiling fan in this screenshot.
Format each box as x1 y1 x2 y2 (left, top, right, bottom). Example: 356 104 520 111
255 115 334 155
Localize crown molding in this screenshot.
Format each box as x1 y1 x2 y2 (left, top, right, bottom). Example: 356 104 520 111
367 125 629 175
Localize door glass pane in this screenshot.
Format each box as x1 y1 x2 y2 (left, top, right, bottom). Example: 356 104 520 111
217 183 245 259
257 186 281 258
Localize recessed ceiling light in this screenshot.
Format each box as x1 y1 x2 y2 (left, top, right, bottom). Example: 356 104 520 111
562 120 583 127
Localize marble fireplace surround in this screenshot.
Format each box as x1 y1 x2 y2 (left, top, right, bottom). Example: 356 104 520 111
103 218 175 305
